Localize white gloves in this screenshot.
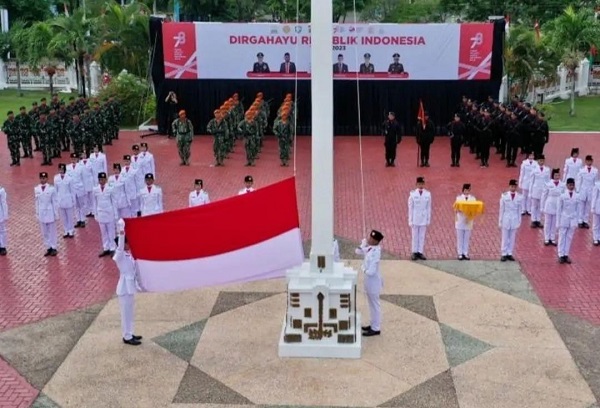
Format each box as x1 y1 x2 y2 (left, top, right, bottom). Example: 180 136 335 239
117 218 126 233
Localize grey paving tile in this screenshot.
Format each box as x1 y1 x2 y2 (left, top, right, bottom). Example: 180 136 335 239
0 302 105 390
379 369 459 407
210 291 279 317
303 237 397 260
31 393 61 408
173 364 253 404
439 323 493 368
381 294 438 321
153 320 207 363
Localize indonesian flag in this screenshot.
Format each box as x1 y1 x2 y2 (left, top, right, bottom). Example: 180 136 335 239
123 177 304 292
417 99 426 129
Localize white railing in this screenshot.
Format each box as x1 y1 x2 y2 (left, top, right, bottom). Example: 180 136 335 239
0 59 103 95
499 59 591 104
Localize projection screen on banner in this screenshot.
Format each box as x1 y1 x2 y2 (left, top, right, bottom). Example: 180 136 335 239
162 22 494 81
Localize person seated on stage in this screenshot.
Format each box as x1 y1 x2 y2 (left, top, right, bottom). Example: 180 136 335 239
359 53 375 73
253 52 270 73
279 52 296 74
333 54 349 73
388 53 405 74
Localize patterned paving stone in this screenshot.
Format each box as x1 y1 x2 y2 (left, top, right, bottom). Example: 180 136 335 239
153 320 207 363
381 294 438 321
0 357 38 408
423 260 541 305
439 323 494 368
0 303 105 390
30 393 61 408
209 292 280 317
173 365 253 404
378 369 460 408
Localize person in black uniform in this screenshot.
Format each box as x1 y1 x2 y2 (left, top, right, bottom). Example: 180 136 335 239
279 52 296 73
532 111 549 157
448 113 465 167
504 111 520 167
164 91 178 138
476 109 493 167
359 53 375 73
253 52 270 73
416 111 435 167
466 103 480 154
333 54 348 73
388 53 404 73
382 112 402 167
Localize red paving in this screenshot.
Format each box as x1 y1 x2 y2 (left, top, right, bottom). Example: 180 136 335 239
0 130 599 403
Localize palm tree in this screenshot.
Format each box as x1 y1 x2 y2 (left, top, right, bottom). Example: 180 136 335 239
543 6 600 116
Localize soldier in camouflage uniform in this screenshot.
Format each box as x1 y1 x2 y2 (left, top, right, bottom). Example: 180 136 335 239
38 98 50 116
274 110 293 167
16 106 33 158
58 102 71 151
29 102 41 151
99 102 112 146
50 93 61 112
90 103 104 151
173 110 194 166
66 97 78 117
206 109 228 166
37 113 53 166
3 111 20 166
47 109 61 158
81 109 95 156
68 115 85 156
75 95 88 116
237 111 259 166
232 94 244 138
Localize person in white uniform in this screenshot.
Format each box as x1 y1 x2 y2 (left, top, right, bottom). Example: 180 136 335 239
591 178 600 246
130 144 142 170
139 173 163 216
576 155 598 229
121 155 144 217
527 154 551 228
53 163 76 238
498 179 523 261
34 172 59 256
113 219 143 346
0 185 8 256
408 176 431 261
66 153 87 228
189 179 210 207
93 172 118 257
89 145 108 184
563 147 583 184
455 183 476 260
77 152 96 220
108 163 131 219
556 178 580 264
518 153 536 215
355 229 383 337
238 175 255 195
333 239 340 262
139 142 156 179
541 168 565 246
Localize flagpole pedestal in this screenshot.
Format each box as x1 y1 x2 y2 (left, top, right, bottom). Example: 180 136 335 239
278 261 361 359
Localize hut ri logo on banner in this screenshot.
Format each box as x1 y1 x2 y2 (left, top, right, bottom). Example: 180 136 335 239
174 32 186 47
163 23 198 79
458 23 494 80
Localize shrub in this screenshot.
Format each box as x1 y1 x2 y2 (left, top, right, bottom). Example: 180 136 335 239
97 71 152 126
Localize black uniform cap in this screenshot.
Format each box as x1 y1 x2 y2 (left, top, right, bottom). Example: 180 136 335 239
123 154 131 160
145 173 154 180
393 53 400 57
509 179 517 186
257 52 264 57
140 142 148 147
536 154 545 160
245 175 253 183
19 106 26 110
364 53 371 58
462 183 471 190
566 178 575 184
571 147 579 155
113 163 121 170
32 102 38 106
70 153 78 159
39 172 48 178
586 155 593 161
552 168 560 176
98 172 107 179
132 144 139 150
416 177 425 183
195 179 203 185
58 163 66 170
388 111 395 116
370 230 384 241
7 110 12 115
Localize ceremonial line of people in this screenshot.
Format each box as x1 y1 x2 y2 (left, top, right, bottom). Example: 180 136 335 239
2 94 122 167
171 92 295 168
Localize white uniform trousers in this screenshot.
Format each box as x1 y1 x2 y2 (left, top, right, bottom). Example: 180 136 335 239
84 192 95 216
118 294 135 340
366 292 381 331
544 213 557 242
411 226 427 253
74 196 87 222
579 194 591 223
128 198 140 215
99 221 117 251
59 207 75 235
557 226 575 257
456 229 471 256
0 221 6 248
530 198 542 222
117 207 132 219
501 228 517 256
593 213 600 241
39 221 58 249
521 189 531 214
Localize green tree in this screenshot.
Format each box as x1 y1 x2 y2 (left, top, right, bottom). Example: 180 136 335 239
0 0 52 25
361 0 443 23
543 6 600 115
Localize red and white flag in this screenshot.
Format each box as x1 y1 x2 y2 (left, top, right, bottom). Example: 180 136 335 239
124 177 304 292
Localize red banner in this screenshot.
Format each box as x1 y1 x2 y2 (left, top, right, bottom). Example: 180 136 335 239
457 23 494 80
163 22 198 79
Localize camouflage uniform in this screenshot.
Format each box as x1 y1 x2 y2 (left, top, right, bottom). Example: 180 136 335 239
172 117 194 165
237 118 259 166
81 111 95 156
91 107 104 151
206 118 228 166
273 118 293 166
15 111 33 158
38 102 50 116
58 106 71 151
2 116 20 165
100 104 112 145
36 118 53 165
68 118 85 156
47 112 61 158
28 106 41 151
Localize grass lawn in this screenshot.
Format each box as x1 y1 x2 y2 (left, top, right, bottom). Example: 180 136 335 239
542 95 600 131
0 89 76 116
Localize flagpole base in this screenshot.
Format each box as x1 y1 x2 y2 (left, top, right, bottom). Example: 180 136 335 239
277 261 362 359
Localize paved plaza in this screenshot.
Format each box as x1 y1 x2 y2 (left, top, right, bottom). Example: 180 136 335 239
1 131 600 407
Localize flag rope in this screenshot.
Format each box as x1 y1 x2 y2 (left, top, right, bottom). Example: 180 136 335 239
292 0 300 175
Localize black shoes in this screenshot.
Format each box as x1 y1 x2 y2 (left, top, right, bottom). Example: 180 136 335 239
558 256 572 264
531 221 543 228
44 248 58 257
458 254 470 261
123 335 142 346
0 247 6 256
501 255 515 262
363 328 381 337
98 250 114 258
579 222 590 229
411 252 427 261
